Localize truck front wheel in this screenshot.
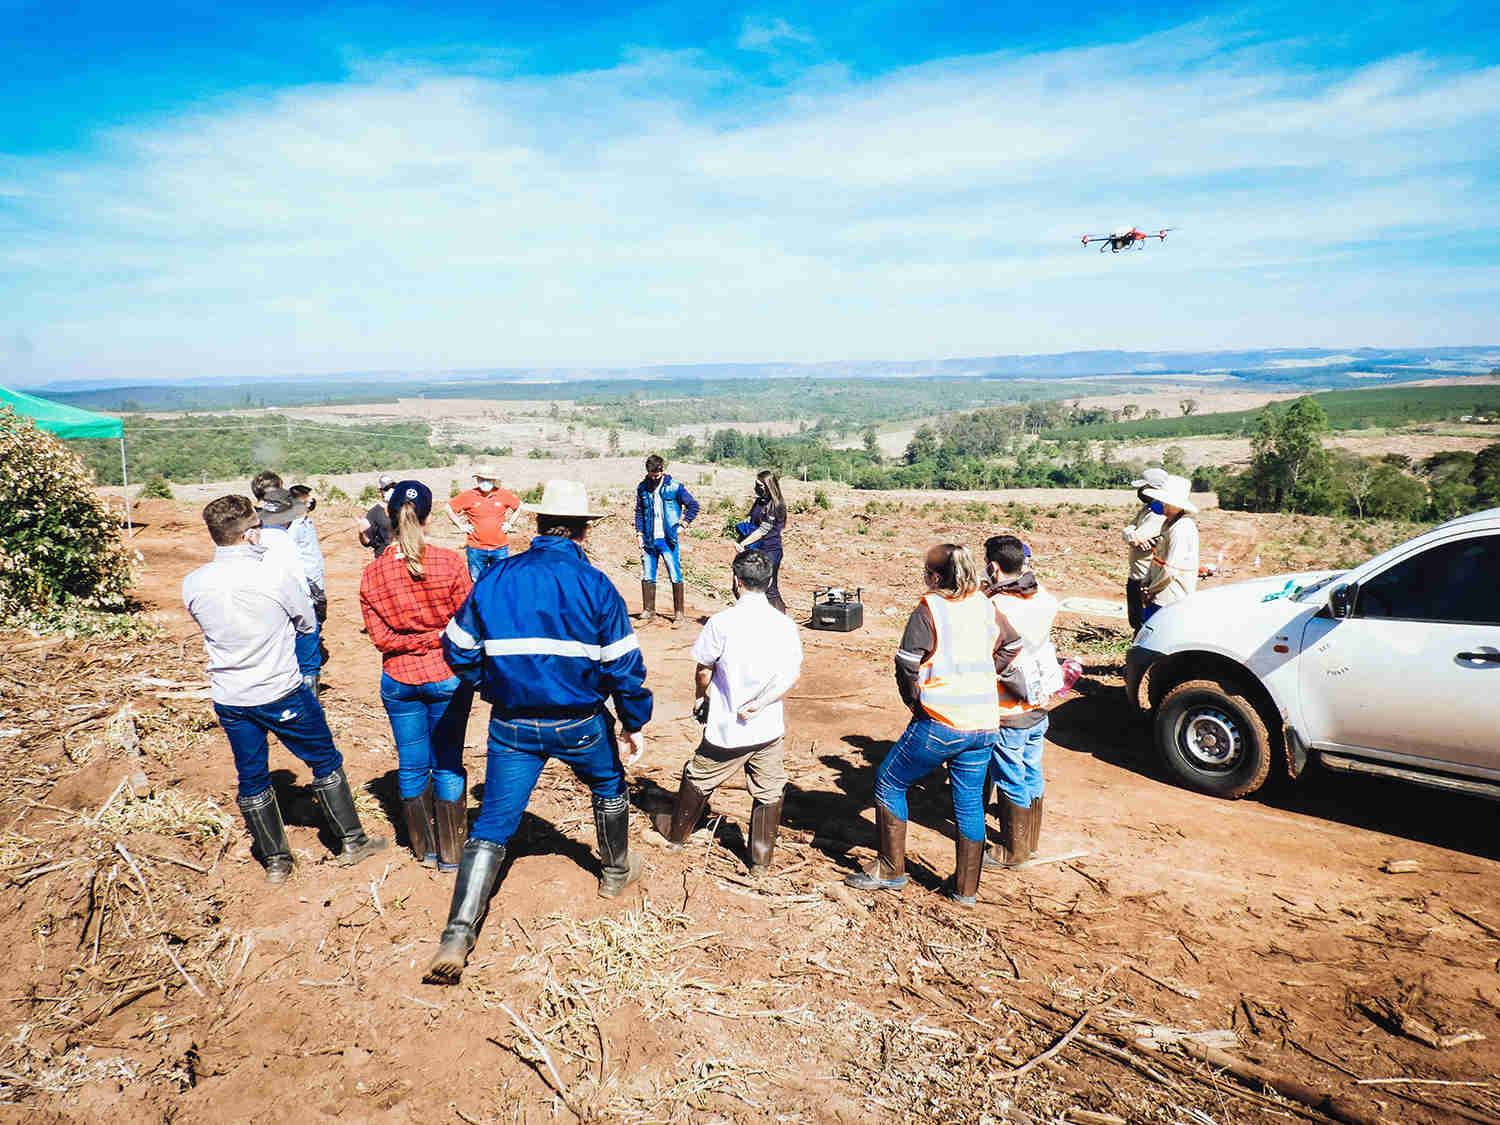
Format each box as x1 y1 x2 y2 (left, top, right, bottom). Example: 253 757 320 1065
1155 679 1272 799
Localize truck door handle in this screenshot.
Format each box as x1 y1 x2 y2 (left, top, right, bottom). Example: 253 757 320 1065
1457 651 1500 664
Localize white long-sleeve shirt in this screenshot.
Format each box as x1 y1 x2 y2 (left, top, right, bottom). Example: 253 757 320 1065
1144 516 1200 607
289 515 326 588
260 525 308 592
182 545 316 706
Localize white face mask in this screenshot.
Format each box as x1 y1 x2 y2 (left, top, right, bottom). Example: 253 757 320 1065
478 481 494 493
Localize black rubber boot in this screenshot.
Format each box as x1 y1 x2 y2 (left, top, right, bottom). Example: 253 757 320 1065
434 794 468 872
747 796 783 876
671 582 687 629
1029 795 1043 855
944 836 984 906
651 766 710 852
845 804 908 892
423 839 505 985
984 796 1033 870
238 787 294 884
639 580 656 624
594 793 642 898
311 768 388 866
401 784 437 867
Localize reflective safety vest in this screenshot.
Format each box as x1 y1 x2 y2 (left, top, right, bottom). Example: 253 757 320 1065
916 590 1002 731
993 582 1060 715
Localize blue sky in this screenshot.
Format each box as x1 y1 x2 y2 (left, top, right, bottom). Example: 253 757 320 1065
2 1 1498 382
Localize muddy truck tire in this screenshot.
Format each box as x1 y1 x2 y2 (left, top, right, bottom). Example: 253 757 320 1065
1155 678 1273 799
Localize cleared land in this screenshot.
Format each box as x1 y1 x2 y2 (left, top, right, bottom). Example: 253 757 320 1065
2 476 1496 1123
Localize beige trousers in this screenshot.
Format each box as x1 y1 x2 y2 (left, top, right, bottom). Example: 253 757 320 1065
683 735 787 803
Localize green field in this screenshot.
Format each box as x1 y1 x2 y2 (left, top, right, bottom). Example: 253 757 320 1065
1040 385 1500 441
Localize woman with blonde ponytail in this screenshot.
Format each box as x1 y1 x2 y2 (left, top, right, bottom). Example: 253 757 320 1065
359 481 476 872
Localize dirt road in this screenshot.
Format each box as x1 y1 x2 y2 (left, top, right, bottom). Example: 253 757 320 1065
2 495 1496 1123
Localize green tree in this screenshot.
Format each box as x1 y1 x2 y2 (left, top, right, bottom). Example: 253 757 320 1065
904 424 939 464
608 428 621 455
139 475 173 500
1179 398 1198 416
1365 464 1426 521
862 426 881 463
1161 445 1188 476
1469 443 1500 508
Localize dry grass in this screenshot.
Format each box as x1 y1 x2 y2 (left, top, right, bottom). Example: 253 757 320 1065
91 788 231 840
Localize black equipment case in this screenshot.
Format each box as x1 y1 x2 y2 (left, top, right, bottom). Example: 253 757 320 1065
810 587 864 632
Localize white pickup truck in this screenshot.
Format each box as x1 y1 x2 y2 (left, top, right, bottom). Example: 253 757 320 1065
1125 508 1500 799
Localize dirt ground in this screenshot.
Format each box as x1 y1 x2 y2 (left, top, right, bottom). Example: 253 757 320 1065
2 490 1498 1124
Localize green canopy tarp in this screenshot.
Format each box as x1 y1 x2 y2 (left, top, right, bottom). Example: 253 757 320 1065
0 385 123 439
1 385 132 531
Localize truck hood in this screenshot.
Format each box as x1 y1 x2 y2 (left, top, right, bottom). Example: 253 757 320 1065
1135 570 1341 647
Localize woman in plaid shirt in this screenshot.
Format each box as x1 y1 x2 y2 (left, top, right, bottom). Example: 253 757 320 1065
359 480 476 871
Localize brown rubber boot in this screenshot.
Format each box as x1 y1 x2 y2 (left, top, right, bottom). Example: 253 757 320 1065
640 580 656 624
401 784 437 867
1029 795 1043 855
984 797 1033 870
944 836 984 905
747 796 783 876
844 804 908 892
434 794 468 872
651 765 710 851
671 582 686 629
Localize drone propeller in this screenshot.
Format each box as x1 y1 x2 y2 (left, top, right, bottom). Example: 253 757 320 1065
1156 228 1176 240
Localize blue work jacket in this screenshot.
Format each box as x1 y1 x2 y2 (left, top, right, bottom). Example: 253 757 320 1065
633 475 700 547
441 536 653 731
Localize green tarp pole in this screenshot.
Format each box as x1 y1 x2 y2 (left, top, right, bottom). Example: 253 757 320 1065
120 436 132 536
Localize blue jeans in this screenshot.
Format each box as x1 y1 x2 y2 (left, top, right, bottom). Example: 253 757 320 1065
380 673 474 801
991 716 1048 806
471 711 626 846
467 546 509 582
214 684 342 800
873 718 991 843
294 622 323 675
641 538 683 583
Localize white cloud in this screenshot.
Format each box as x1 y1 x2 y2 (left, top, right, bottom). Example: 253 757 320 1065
2 25 1498 381
737 16 814 53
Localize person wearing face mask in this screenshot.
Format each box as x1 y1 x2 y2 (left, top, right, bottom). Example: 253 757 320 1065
1121 467 1168 632
634 454 700 628
358 474 398 557
1140 475 1200 625
735 470 789 614
447 469 523 582
183 495 386 883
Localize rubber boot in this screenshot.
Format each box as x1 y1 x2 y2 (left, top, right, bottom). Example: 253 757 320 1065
238 787 295 884
423 839 505 985
640 580 656 624
671 582 687 629
844 804 908 892
311 768 388 866
1029 795 1044 855
434 794 468 872
401 783 438 867
747 797 783 877
594 793 642 898
943 836 984 906
983 796 1033 870
651 766 710 852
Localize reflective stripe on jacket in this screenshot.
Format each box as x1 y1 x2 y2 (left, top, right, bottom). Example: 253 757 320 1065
916 590 1002 731
440 536 654 731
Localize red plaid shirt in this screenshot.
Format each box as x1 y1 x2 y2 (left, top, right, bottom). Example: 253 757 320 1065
359 544 473 685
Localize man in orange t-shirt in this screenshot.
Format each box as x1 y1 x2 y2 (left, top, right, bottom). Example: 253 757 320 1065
446 469 523 581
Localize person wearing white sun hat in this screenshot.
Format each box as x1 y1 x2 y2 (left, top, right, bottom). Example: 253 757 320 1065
1140 474 1200 625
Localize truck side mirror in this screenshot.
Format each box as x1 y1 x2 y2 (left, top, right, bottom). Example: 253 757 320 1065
1329 582 1357 619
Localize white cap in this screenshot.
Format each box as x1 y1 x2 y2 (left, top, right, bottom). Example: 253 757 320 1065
1142 474 1198 514
1130 467 1170 490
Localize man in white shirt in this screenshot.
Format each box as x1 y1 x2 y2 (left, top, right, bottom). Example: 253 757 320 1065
651 550 802 875
254 486 325 694
183 495 385 883
1141 474 1200 623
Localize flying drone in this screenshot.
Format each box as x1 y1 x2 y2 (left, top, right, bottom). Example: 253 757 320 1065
1080 227 1176 252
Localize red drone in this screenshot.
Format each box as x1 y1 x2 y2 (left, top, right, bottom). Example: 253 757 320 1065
1080 226 1176 252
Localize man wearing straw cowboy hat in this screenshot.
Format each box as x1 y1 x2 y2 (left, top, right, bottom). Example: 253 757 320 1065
1140 474 1200 625
1121 466 1168 631
424 479 653 985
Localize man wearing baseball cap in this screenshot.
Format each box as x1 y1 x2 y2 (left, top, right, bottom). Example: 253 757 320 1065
424 479 653 985
1121 467 1168 631
255 486 326 694
446 469 522 582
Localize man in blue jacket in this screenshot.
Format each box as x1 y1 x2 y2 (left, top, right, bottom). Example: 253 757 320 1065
634 454 700 628
424 479 654 985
